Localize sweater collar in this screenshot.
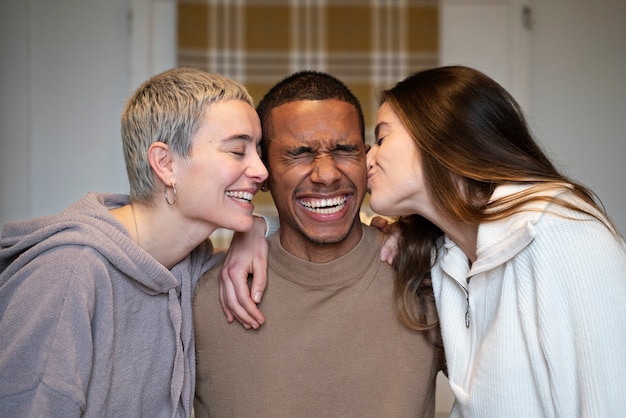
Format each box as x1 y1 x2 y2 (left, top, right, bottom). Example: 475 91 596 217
267 225 382 288
440 184 563 279
471 184 550 274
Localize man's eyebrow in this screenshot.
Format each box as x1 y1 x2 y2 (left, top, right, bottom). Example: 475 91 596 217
335 143 359 152
287 145 315 155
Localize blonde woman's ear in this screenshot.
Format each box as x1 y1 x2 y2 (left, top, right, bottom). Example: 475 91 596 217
147 142 175 186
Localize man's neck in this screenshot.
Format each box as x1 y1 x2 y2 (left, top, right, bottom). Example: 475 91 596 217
279 221 364 263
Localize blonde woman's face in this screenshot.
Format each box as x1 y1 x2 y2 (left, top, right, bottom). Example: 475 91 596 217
174 100 268 234
366 102 427 217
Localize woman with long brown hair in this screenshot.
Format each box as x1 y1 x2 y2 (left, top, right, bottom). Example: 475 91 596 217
366 65 626 417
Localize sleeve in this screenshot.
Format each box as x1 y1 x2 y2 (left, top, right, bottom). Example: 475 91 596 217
257 214 279 237
0 247 100 417
529 216 626 417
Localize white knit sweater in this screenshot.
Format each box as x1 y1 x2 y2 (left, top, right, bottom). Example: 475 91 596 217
432 184 626 417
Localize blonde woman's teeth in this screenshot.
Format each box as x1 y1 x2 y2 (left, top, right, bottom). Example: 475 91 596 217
226 191 254 202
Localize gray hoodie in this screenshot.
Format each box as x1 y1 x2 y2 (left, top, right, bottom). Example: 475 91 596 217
0 192 217 417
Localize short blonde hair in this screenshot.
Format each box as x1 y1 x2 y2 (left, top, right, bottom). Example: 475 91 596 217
121 67 253 202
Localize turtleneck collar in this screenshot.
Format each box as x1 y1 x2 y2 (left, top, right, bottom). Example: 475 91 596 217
267 225 382 288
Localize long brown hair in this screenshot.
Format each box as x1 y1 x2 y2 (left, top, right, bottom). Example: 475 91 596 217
383 66 616 330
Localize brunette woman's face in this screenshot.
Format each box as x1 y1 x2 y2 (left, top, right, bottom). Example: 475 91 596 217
366 102 428 216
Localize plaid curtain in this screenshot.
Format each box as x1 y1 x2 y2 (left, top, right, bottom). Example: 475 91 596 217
178 0 439 142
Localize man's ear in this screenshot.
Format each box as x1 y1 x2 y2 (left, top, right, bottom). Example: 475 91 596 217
148 142 175 186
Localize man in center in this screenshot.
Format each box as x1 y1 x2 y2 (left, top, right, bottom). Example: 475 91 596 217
193 71 444 417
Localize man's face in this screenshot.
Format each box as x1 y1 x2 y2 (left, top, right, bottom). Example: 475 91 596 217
265 99 367 259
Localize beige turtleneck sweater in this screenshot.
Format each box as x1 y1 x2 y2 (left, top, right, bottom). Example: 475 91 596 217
193 225 444 417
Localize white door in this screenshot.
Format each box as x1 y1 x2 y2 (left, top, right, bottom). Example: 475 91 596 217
440 0 532 111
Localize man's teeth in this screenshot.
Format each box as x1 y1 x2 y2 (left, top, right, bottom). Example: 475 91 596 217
226 191 254 202
300 197 347 214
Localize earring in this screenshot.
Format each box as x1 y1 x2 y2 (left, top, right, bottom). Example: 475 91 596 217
164 182 177 205
260 183 268 192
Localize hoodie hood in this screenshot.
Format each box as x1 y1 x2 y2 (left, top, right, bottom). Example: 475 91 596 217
1 192 178 294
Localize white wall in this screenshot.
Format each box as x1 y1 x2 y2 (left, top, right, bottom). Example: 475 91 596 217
0 0 31 226
530 0 626 236
440 0 625 237
0 0 176 229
